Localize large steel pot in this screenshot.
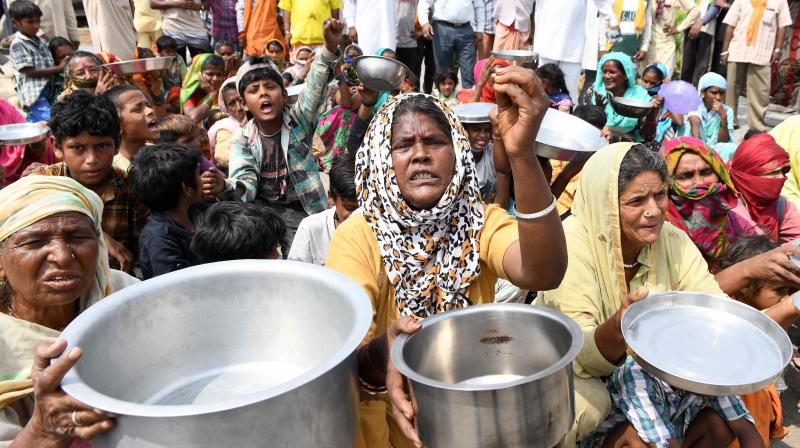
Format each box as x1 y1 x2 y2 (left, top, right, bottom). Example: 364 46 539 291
391 303 583 448
59 260 373 448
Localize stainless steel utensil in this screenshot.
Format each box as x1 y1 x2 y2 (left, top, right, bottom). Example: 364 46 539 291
535 108 608 161
391 303 583 448
353 56 409 92
491 50 539 64
286 83 304 104
59 260 373 447
102 56 175 76
454 102 496 124
610 96 654 118
622 292 792 396
0 123 49 145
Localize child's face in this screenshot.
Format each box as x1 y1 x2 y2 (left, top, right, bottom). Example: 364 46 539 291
381 50 396 60
243 78 286 125
702 86 725 109
438 78 456 97
159 48 178 58
118 90 160 143
56 132 117 189
329 195 359 225
186 168 203 205
176 133 200 149
223 88 246 123
53 44 75 66
741 283 794 311
12 16 40 38
540 78 558 95
640 71 662 90
465 123 492 152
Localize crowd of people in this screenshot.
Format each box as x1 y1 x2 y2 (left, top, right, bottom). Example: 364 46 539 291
0 0 800 447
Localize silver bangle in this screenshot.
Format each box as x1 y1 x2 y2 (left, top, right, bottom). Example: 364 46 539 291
513 195 557 220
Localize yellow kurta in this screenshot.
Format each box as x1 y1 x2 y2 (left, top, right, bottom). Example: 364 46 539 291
773 117 800 210
326 204 520 448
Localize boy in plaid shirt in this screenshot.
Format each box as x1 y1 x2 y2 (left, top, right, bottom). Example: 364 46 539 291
8 1 65 122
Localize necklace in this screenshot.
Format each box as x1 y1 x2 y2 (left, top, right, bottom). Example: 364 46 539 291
623 261 640 269
257 127 281 138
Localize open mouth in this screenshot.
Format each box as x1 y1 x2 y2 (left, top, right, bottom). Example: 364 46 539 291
260 101 274 115
147 119 159 131
410 171 437 182
43 273 82 291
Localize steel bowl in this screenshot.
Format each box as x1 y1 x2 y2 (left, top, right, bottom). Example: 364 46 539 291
103 56 175 75
491 50 539 67
535 108 608 161
454 102 496 124
353 56 409 92
0 122 49 145
286 83 304 104
59 260 373 447
610 96 654 118
391 303 583 448
622 292 792 396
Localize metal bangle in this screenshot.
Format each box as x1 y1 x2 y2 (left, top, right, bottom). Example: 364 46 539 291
513 194 557 221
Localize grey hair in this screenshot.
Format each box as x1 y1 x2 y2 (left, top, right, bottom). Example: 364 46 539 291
618 144 668 195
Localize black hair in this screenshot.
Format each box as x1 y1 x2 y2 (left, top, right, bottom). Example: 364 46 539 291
573 105 607 130
618 144 668 195
137 47 155 59
238 57 285 96
744 129 765 141
642 64 666 83
9 0 41 21
48 36 72 54
202 54 225 71
537 63 569 94
392 95 452 143
128 144 201 212
156 35 178 52
603 59 629 89
718 235 779 271
434 70 458 87
65 50 102 75
214 41 235 52
49 90 120 147
104 84 145 110
221 81 238 97
329 151 357 200
191 203 287 262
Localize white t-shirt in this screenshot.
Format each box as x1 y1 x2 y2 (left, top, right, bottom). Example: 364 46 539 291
474 143 495 190
288 208 337 265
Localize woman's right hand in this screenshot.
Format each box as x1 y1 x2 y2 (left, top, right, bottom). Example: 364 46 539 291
94 69 116 96
26 341 115 445
386 316 423 447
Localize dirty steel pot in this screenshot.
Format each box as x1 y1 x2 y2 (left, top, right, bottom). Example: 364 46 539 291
391 303 583 448
58 260 373 448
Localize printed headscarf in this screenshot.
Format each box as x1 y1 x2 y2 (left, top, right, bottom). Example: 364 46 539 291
180 53 213 110
355 93 485 318
662 137 738 258
593 52 652 132
729 134 791 241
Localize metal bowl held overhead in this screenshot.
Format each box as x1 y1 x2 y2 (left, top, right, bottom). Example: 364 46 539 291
622 292 792 396
453 102 496 124
391 303 583 448
491 50 539 68
102 56 175 76
353 55 410 92
0 122 49 145
535 108 608 161
286 83 304 104
610 96 654 118
59 260 373 448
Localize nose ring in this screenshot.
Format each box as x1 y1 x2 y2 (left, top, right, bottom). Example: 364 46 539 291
71 252 76 259
644 211 653 218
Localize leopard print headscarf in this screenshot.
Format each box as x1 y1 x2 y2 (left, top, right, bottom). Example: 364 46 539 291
355 93 485 318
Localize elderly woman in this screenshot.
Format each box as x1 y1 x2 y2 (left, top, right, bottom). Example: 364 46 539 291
208 78 247 172
0 176 138 446
59 51 120 99
587 52 663 142
326 67 568 448
729 133 800 243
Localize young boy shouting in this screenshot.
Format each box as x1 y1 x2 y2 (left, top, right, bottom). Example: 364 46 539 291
105 85 161 173
129 144 204 279
218 18 345 253
32 91 147 271
8 0 64 122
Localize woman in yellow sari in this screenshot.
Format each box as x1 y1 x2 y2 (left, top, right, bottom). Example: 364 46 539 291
773 116 800 210
0 176 138 446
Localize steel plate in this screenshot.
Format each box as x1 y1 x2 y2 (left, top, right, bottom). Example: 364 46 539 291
622 292 792 395
535 108 607 161
453 102 496 123
491 50 539 62
103 56 175 75
0 123 50 145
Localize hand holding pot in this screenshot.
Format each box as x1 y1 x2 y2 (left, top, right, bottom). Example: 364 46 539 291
386 316 423 447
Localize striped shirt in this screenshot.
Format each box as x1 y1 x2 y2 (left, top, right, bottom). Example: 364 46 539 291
724 0 793 66
9 32 54 108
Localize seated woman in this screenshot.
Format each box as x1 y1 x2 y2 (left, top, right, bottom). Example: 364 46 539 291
729 133 800 243
180 54 226 125
264 39 287 70
0 175 139 445
537 143 800 447
773 116 800 210
586 52 662 142
662 137 759 262
0 99 56 186
59 51 120 99
208 78 247 172
640 63 685 144
326 67 568 448
686 72 737 162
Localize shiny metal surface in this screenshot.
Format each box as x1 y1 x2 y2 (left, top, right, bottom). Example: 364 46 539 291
535 108 608 161
59 260 373 447
491 50 539 62
286 83 304 104
454 102 496 123
103 57 175 75
0 123 49 145
622 292 792 396
353 56 410 92
391 303 583 448
610 96 653 118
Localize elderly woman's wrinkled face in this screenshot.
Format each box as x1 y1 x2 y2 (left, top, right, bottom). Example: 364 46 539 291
70 56 101 81
391 111 455 210
0 212 98 308
619 171 668 249
674 153 719 191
